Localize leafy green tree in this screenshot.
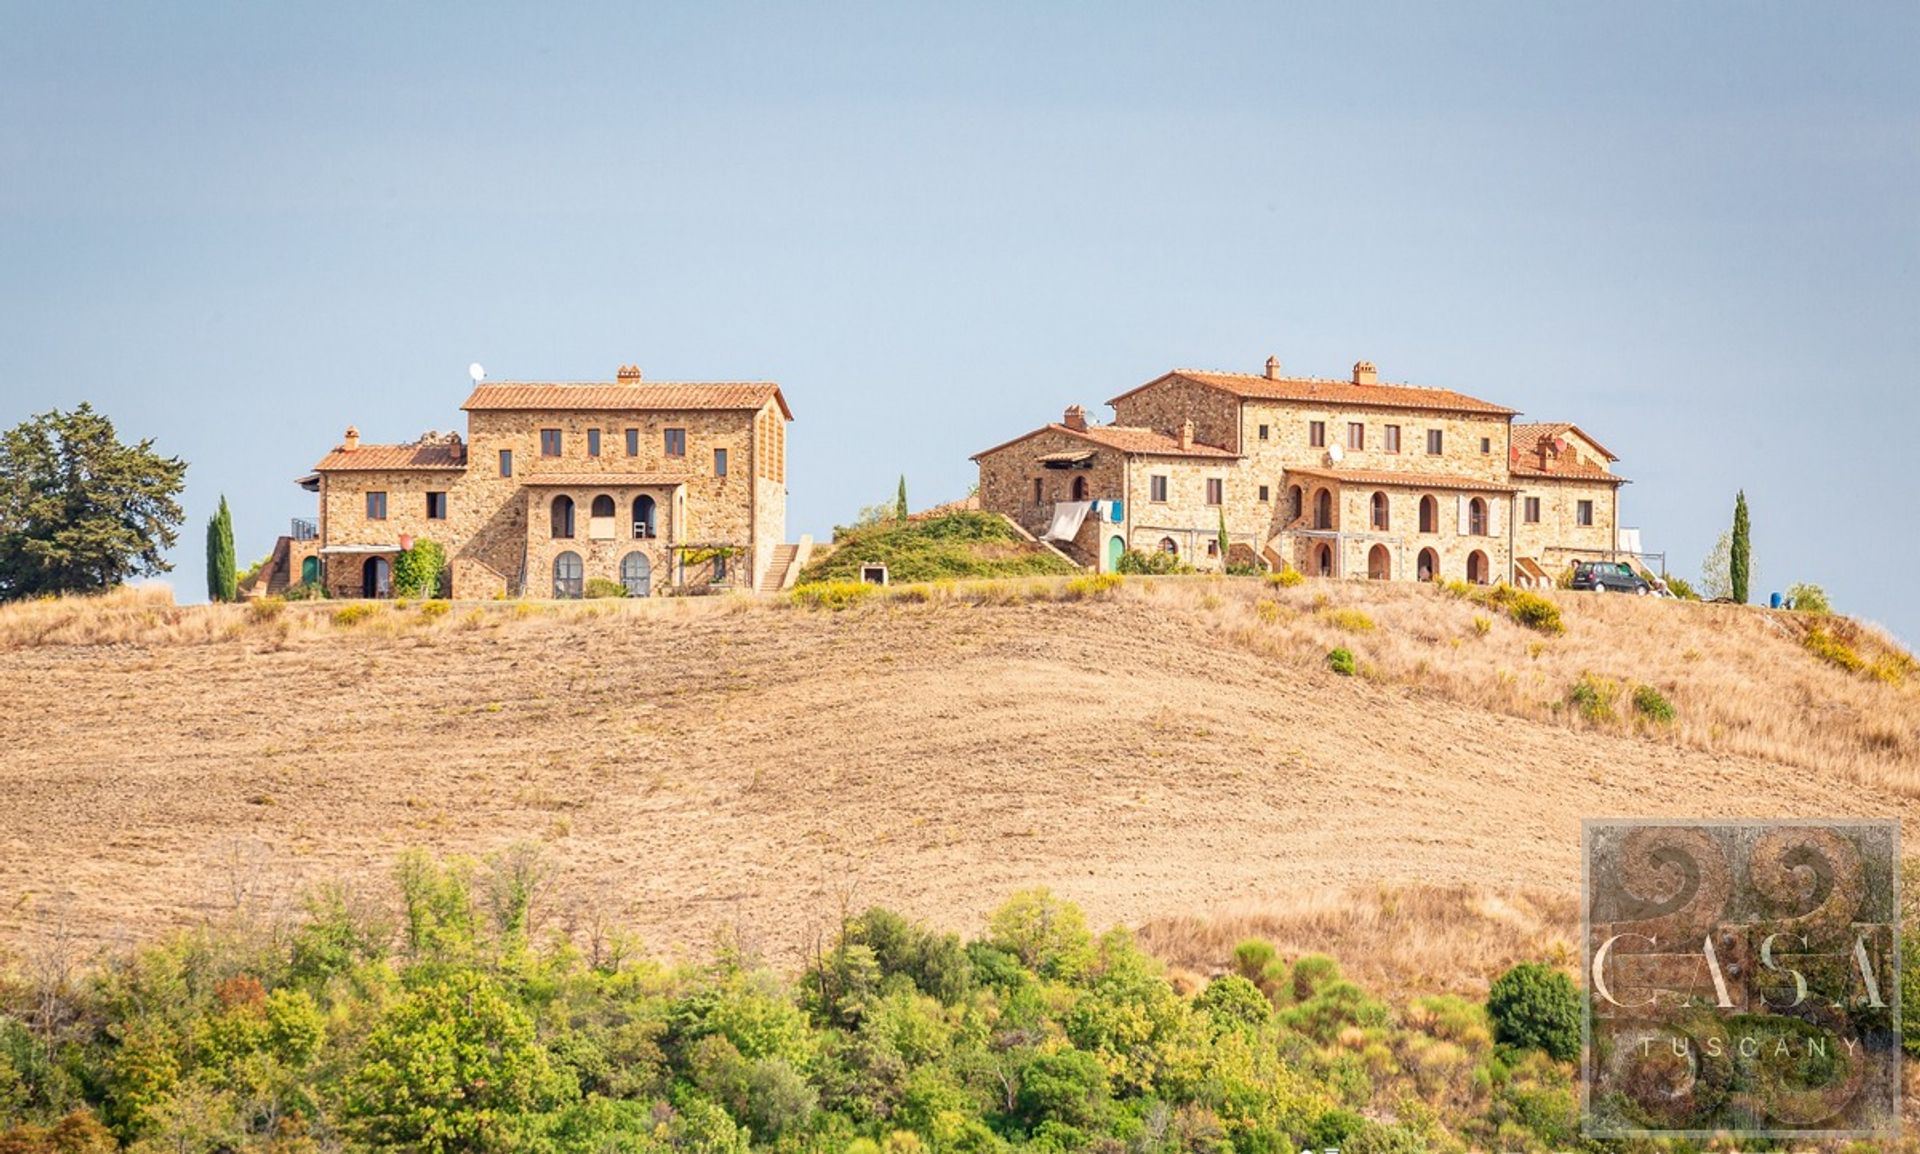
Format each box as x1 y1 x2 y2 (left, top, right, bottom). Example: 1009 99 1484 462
1194 975 1272 1032
1785 582 1831 614
0 405 186 601
1486 962 1580 1062
1699 530 1732 600
896 475 909 520
393 538 446 599
1731 490 1751 604
204 496 235 603
347 971 571 1152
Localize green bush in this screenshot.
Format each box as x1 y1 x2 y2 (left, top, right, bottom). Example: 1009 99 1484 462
393 538 446 598
1631 683 1675 724
1326 647 1356 676
1499 588 1563 635
1193 974 1272 1031
1114 548 1192 576
790 580 878 610
1567 675 1617 722
1786 582 1831 614
802 511 1077 583
1664 573 1700 600
1486 962 1581 1062
584 577 627 599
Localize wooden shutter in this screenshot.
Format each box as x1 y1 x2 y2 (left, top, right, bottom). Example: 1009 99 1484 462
1457 495 1470 534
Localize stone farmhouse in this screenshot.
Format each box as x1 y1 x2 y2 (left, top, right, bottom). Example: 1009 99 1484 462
264 366 798 599
974 357 1633 586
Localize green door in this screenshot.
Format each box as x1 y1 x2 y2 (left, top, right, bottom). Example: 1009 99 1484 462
300 556 319 585
1107 535 1125 572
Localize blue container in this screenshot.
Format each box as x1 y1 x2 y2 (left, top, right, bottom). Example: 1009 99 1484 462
1770 592 1783 609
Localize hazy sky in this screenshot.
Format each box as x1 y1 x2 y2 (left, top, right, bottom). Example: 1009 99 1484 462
3 3 1915 641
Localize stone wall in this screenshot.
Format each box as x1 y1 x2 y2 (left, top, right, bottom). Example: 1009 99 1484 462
1110 379 1240 449
975 428 1129 540
1514 478 1621 572
1238 399 1512 488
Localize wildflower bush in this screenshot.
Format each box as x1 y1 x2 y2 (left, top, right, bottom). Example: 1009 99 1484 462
790 581 879 611
0 863 1584 1154
1567 675 1617 723
1265 567 1304 588
1326 647 1357 676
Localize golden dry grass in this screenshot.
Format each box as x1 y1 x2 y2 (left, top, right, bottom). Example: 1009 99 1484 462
0 577 1914 972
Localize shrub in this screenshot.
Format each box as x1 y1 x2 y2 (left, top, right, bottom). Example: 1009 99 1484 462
247 596 286 623
791 581 878 611
1291 954 1342 1002
331 603 379 627
1438 579 1473 600
1322 608 1375 633
584 577 627 599
418 599 451 620
1567 675 1617 723
1062 572 1123 600
1231 938 1276 980
1194 974 1271 1031
393 538 446 598
1486 962 1580 1062
1326 647 1356 676
1265 566 1304 588
987 889 1093 978
1631 684 1675 724
285 580 327 601
803 511 1076 583
1471 614 1491 637
1786 582 1831 614
1115 549 1191 576
1664 573 1700 600
1501 589 1563 635
1805 626 1864 672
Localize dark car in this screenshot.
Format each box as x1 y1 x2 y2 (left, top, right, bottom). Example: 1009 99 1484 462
1571 560 1651 595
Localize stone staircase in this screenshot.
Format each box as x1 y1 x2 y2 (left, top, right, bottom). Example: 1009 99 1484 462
758 543 800 593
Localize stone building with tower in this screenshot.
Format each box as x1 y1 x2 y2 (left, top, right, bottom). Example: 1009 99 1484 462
267 365 798 599
974 356 1636 586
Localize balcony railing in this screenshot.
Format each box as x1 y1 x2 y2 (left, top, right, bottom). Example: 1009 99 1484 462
290 517 318 541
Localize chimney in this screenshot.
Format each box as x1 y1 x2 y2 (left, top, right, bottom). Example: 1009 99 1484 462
342 425 360 452
1265 355 1282 380
617 364 642 383
1063 404 1088 431
1179 419 1195 450
1352 361 1378 386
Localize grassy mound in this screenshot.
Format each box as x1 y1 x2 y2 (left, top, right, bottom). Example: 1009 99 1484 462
799 510 1078 583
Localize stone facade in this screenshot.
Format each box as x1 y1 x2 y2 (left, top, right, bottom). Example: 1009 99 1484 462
304 371 792 598
976 359 1631 586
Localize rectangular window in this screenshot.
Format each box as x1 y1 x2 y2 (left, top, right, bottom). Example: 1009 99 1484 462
1480 437 1491 454
1578 500 1595 527
664 428 686 457
1309 421 1326 448
426 491 447 520
1206 478 1223 505
1258 424 1269 441
540 428 562 456
499 449 513 477
1384 425 1401 453
1426 429 1444 455
714 554 728 582
1347 422 1365 450
625 428 639 456
366 491 387 520
1525 496 1541 524
1258 484 1270 502
587 429 601 457
1033 477 1043 504
714 448 728 476
1150 475 1169 502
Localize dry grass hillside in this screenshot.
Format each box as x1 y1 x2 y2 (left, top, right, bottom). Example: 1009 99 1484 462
0 578 1915 989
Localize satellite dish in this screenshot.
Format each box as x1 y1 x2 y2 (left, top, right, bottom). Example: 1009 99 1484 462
469 363 487 383
1326 443 1344 465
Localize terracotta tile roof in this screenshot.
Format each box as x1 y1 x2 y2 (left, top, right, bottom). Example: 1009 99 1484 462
908 494 983 520
516 473 692 487
312 441 467 472
1112 370 1518 416
1509 422 1625 483
462 382 792 421
1511 421 1619 461
972 423 1238 461
1284 465 1521 493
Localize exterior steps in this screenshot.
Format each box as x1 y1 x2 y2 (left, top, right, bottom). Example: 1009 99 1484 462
759 544 799 593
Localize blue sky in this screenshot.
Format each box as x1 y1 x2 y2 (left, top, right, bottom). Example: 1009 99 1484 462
2 3 1915 641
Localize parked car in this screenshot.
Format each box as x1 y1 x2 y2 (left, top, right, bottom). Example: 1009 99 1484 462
1571 560 1652 595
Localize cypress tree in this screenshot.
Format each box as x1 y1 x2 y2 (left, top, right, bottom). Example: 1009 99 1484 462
895 475 909 520
1730 490 1751 605
206 495 236 603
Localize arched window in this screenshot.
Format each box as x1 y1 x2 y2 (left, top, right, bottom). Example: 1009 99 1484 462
1419 495 1438 534
633 495 656 539
1370 492 1390 531
1159 537 1178 556
1368 544 1391 580
551 495 576 539
1469 497 1487 537
1071 475 1088 501
1315 543 1333 576
1417 548 1439 582
553 551 584 598
1313 488 1333 530
362 556 391 598
591 494 616 519
1467 550 1489 585
1288 485 1303 520
620 552 651 597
